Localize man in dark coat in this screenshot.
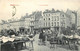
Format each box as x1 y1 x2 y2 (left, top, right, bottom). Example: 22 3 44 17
39 30 43 39
39 30 44 45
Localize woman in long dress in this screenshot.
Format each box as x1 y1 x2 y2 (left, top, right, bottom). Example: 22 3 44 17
39 30 44 45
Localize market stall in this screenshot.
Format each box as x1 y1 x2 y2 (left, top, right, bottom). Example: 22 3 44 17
0 35 29 51
63 34 80 50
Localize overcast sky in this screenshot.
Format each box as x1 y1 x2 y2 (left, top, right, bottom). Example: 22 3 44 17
0 0 80 23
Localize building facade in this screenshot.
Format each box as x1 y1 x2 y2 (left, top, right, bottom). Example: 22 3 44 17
42 9 71 32
77 9 80 28
66 9 78 31
0 9 75 33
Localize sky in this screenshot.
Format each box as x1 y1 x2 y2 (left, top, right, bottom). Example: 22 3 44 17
0 0 80 23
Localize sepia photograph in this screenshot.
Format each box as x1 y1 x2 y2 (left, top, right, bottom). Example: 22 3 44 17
0 0 80 51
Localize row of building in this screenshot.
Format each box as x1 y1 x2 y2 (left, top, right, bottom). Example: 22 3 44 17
0 8 80 33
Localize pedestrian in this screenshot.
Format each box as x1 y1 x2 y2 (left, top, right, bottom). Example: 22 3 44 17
39 30 43 45
53 35 58 49
50 35 54 48
28 33 34 50
7 29 16 37
42 30 46 45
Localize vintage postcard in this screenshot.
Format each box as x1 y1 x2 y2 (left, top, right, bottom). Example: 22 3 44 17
0 0 80 51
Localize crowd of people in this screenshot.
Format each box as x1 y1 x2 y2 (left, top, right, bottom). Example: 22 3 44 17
38 29 80 50
38 29 58 48
0 28 60 51
0 28 35 51
0 28 80 51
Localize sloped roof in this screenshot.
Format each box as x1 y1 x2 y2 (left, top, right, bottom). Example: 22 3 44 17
43 9 60 14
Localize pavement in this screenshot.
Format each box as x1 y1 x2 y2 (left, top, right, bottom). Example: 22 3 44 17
20 34 73 51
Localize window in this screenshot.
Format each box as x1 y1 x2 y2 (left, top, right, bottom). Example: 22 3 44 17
49 18 50 20
63 23 65 26
44 14 45 16
48 22 50 26
44 23 45 26
63 15 64 17
45 14 46 16
63 20 65 23
52 22 53 26
49 14 50 16
61 22 63 26
57 22 59 26
61 23 65 27
62 24 64 26
46 18 47 20
46 14 47 16
46 22 47 26
57 16 59 21
52 16 53 21
54 22 56 26
44 14 46 16
55 18 56 21
54 16 57 21
44 18 45 20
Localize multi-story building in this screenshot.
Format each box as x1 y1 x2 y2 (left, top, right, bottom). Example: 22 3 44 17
34 11 42 29
77 9 80 28
38 17 44 28
42 9 71 31
0 17 31 32
27 11 42 31
15 16 32 32
9 21 20 31
66 9 77 29
0 11 42 32
0 21 11 30
0 9 73 33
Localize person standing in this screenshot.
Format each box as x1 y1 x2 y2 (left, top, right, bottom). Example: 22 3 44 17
39 30 43 45
50 35 54 48
28 33 34 50
42 30 46 45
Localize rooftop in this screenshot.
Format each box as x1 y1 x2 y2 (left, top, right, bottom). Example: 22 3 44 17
43 9 61 14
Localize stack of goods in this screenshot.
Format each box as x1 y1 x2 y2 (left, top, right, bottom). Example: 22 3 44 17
0 36 15 43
